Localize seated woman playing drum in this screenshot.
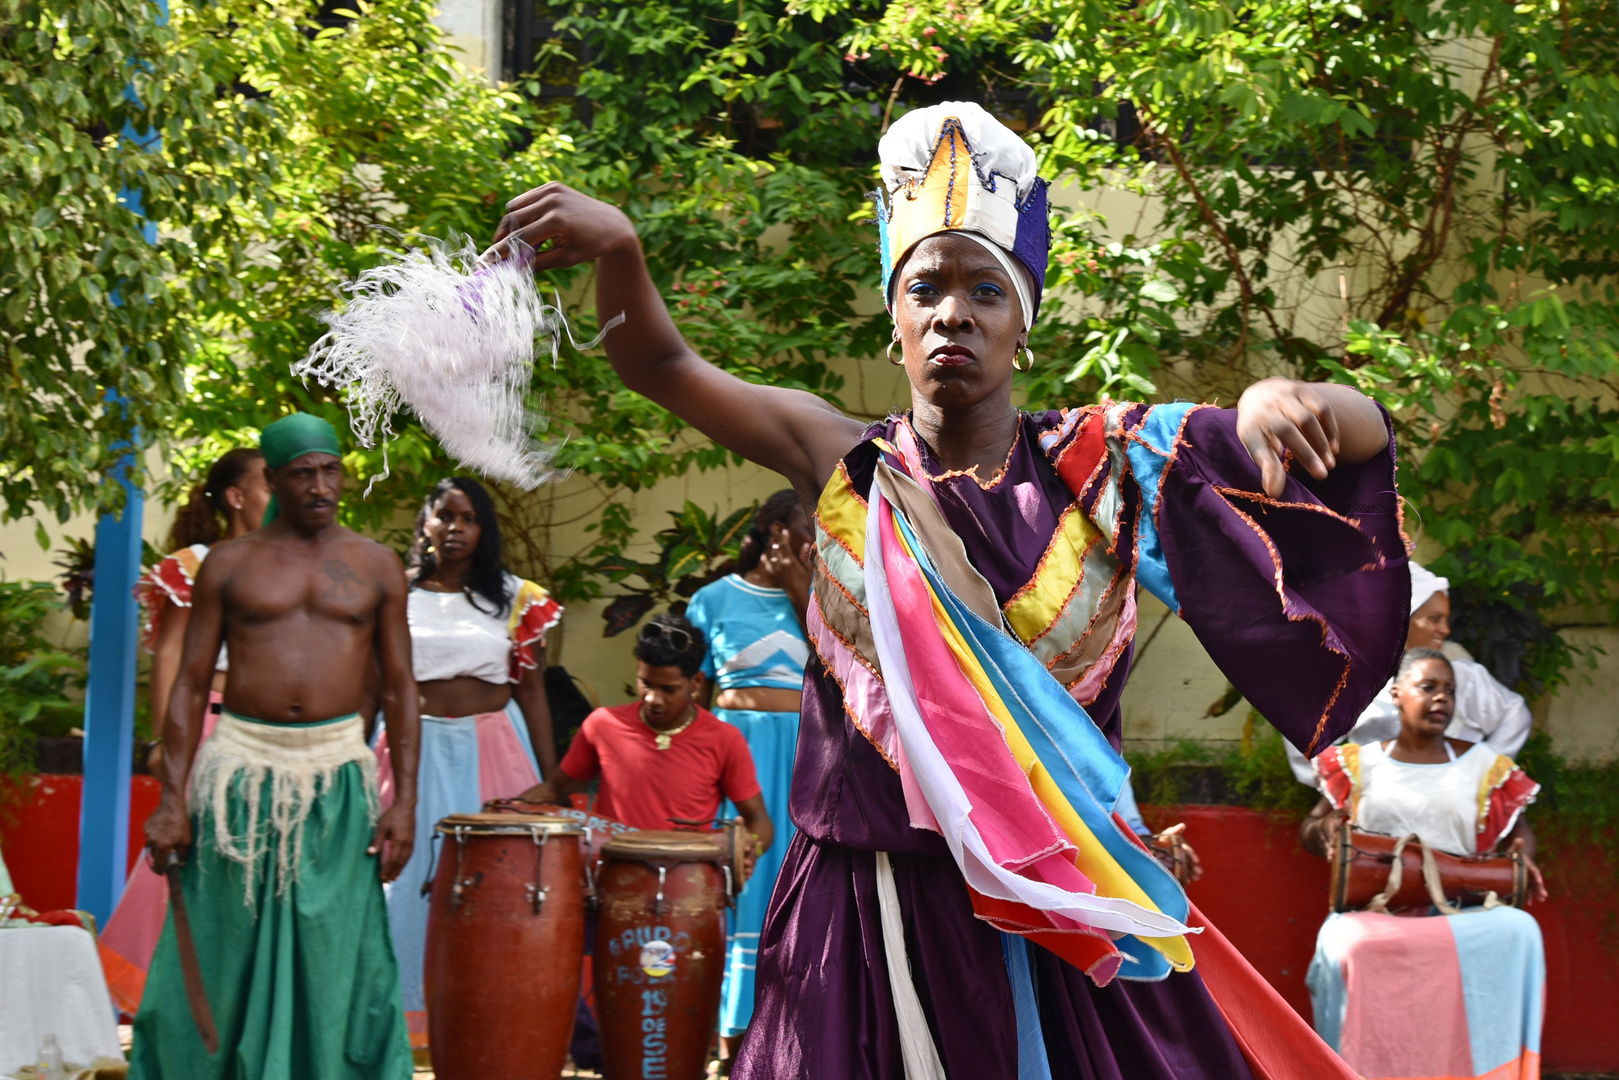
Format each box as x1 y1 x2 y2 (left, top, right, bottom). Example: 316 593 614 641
1300 647 1547 1080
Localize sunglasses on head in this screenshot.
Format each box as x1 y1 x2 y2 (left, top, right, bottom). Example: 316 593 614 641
638 621 694 652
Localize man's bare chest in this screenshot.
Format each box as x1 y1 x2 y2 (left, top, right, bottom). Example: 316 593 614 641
224 553 379 627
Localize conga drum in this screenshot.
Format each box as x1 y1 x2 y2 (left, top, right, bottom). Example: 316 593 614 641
595 831 729 1080
485 797 637 899
425 813 586 1080
1330 825 1526 913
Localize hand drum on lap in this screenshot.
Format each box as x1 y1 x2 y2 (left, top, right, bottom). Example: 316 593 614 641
1331 825 1526 913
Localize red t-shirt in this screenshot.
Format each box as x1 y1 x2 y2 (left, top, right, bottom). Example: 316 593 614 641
558 703 761 831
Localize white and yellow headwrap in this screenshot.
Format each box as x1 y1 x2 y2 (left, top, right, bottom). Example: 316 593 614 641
873 102 1052 328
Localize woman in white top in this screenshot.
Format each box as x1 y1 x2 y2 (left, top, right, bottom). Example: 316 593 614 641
1288 563 1534 784
138 447 271 766
373 475 563 1047
1300 649 1547 1080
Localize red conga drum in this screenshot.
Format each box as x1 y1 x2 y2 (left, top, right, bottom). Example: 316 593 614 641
425 812 586 1080
595 831 730 1080
1330 825 1526 913
485 797 638 897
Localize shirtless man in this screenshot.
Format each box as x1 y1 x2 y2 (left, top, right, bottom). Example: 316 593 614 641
132 412 418 1080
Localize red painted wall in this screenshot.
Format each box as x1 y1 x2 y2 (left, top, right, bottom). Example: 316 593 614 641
2 783 1612 1070
0 775 162 912
1138 805 1619 1073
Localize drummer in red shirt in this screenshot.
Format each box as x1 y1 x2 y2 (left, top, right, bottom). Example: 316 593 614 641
519 613 774 865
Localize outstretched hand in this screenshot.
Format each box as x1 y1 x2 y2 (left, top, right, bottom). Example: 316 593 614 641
486 182 639 271
1151 822 1204 883
370 802 416 883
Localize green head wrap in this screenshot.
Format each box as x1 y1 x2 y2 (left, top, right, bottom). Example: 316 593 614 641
259 413 343 524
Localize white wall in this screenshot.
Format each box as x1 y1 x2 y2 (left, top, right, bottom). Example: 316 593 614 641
1543 628 1619 763
433 0 501 81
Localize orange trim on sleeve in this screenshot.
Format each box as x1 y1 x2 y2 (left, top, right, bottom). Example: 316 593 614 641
133 547 204 652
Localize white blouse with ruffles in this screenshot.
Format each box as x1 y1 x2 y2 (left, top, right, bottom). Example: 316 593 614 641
408 578 518 685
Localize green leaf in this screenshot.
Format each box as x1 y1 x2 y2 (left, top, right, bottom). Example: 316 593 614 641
1138 278 1180 303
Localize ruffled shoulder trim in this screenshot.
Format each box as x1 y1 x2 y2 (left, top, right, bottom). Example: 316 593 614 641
507 576 563 682
1477 753 1539 853
1313 742 1361 813
133 545 208 652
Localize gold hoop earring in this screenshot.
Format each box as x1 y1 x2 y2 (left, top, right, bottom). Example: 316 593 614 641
886 339 904 366
1014 346 1034 372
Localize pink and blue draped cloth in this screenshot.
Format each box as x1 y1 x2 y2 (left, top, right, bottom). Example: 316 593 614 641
1307 740 1545 1080
733 403 1410 1080
1308 907 1544 1080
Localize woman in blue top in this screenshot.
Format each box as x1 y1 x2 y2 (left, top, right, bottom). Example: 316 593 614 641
687 490 814 1060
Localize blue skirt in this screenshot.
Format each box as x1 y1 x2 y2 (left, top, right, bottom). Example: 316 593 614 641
715 706 800 1037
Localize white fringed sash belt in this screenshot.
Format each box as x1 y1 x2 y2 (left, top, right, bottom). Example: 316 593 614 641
188 711 378 901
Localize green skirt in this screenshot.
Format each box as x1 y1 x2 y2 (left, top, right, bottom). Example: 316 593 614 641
130 753 412 1080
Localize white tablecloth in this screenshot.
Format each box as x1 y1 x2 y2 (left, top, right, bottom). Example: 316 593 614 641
0 925 124 1076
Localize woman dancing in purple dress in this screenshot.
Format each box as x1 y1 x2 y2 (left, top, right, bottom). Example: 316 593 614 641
490 102 1409 1079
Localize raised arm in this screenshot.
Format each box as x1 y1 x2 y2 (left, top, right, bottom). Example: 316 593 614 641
144 553 230 867
489 183 866 495
369 546 420 883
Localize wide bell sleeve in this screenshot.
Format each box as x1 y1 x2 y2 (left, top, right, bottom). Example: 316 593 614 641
1121 402 1409 757
1453 658 1533 757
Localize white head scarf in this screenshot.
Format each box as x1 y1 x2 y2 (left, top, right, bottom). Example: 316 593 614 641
1409 562 1450 615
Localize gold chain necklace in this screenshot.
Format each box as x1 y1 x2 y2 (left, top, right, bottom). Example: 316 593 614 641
640 703 697 751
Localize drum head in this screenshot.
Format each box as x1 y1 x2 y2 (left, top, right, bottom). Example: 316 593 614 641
435 811 585 837
602 829 723 864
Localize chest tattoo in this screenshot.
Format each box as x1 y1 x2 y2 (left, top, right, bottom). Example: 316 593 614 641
321 558 363 603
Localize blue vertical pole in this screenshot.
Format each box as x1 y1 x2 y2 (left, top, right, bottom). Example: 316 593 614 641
77 464 144 927
75 0 166 927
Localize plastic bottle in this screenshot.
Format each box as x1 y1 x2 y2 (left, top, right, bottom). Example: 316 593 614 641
38 1033 66 1080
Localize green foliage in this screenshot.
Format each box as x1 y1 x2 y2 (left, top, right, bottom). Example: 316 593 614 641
1127 714 1321 816
0 581 86 777
583 501 755 635
152 0 874 599
11 0 1618 666
0 0 272 522
160 0 561 531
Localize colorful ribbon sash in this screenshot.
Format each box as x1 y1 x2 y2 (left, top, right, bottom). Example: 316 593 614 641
863 460 1194 984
